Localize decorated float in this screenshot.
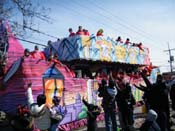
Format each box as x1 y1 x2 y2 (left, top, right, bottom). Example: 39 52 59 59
0 21 160 130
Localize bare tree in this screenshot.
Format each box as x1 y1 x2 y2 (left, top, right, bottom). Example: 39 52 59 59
0 0 53 76
0 0 52 38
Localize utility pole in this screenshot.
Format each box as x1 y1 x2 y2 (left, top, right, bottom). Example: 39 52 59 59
164 43 175 72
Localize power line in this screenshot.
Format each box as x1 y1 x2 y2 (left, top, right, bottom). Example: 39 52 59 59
8 1 163 51
64 0 164 50
89 0 165 45
56 1 136 39
8 20 58 39
88 0 165 50
70 0 139 38
85 0 152 36
60 1 165 67
16 37 47 47
86 0 156 39
89 0 165 49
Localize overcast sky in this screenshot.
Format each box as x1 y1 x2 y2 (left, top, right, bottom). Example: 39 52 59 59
12 0 175 72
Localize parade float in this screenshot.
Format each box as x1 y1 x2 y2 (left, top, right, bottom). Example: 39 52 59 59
0 21 160 130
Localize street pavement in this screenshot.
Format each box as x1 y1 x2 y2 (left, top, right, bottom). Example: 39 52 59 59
74 106 175 131
74 106 145 131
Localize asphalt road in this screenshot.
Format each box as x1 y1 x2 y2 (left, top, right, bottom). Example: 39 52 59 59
74 106 175 131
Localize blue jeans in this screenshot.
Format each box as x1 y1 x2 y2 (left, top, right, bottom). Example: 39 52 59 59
104 110 117 131
49 124 59 131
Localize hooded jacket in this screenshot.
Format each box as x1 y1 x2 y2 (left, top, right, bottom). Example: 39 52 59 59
27 88 51 130
107 87 117 98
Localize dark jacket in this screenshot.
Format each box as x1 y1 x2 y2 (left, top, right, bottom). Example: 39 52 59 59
82 99 101 131
138 73 169 112
116 84 135 111
170 83 175 110
98 80 117 111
